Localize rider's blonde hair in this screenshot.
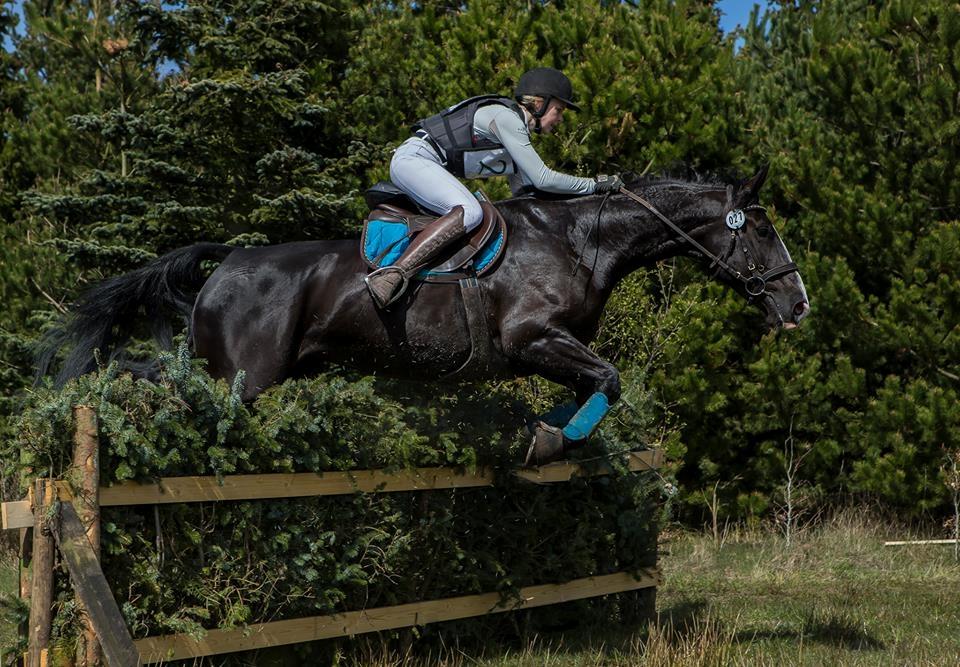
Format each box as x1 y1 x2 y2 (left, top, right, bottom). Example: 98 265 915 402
519 95 546 114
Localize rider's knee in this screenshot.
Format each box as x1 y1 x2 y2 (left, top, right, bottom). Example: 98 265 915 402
462 199 484 232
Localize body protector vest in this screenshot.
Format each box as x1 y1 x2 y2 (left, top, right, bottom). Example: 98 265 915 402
413 95 525 179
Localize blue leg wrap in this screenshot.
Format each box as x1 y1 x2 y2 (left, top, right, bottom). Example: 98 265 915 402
539 401 579 428
562 393 610 441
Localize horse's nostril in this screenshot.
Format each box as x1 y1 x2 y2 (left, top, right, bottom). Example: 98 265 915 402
793 301 810 320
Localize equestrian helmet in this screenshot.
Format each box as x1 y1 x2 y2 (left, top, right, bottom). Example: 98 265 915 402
514 67 581 112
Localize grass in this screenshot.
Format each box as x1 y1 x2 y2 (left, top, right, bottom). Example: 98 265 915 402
2 510 959 666
650 511 960 666
0 551 18 658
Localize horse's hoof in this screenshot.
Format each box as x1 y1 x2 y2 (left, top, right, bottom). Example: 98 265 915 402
525 422 567 466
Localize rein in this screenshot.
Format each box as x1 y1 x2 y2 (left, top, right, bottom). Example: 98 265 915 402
572 191 612 277
618 186 799 299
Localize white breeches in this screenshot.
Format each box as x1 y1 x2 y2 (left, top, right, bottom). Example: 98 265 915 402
389 137 484 232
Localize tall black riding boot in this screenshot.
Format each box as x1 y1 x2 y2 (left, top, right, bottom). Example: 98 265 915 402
365 206 466 308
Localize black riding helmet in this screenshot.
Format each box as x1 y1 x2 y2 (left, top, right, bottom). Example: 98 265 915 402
514 67 582 119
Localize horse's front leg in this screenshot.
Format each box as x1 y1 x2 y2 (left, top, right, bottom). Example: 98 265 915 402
511 328 621 465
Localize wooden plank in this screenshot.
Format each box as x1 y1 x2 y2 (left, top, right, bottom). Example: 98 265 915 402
884 539 960 546
27 480 54 667
63 468 496 506
135 568 660 663
1 501 33 530
515 449 662 483
72 405 102 667
51 450 662 507
53 502 140 667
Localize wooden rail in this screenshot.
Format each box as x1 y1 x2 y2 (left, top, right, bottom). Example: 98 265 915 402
53 503 139 666
135 569 661 663
2 450 662 528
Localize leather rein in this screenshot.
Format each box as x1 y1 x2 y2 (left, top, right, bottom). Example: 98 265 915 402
618 186 799 300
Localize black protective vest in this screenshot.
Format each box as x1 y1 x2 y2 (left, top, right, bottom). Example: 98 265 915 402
413 95 525 178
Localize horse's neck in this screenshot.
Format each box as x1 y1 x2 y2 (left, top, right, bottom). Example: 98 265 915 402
573 186 724 291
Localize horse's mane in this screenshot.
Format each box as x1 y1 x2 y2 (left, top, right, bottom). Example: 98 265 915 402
498 163 745 206
621 163 743 191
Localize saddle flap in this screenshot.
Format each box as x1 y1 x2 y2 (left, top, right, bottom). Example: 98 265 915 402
365 204 439 231
361 202 508 280
430 202 499 273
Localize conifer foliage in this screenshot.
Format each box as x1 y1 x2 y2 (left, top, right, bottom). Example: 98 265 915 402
722 0 960 516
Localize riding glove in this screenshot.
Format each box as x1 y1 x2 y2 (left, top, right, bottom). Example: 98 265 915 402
594 174 624 194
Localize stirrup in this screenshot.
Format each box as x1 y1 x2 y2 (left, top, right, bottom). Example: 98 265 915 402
365 266 409 308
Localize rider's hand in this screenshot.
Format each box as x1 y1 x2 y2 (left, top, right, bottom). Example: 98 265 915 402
594 174 624 194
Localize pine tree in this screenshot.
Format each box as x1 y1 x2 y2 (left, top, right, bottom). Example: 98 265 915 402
654 0 960 517
340 0 739 191
22 0 370 279
0 2 29 210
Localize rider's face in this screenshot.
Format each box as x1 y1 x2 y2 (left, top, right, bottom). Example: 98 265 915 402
538 100 567 135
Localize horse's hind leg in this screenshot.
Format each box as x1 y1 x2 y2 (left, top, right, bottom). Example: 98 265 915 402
192 295 296 403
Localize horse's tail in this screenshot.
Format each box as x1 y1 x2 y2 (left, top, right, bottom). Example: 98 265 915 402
35 242 236 385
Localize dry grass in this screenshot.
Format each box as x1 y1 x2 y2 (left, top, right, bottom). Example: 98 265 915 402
656 509 960 667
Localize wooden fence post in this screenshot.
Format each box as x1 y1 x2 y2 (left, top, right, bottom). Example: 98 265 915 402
72 405 101 667
27 479 54 667
18 525 32 667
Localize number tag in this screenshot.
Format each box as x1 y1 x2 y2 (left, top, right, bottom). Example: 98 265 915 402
725 209 746 230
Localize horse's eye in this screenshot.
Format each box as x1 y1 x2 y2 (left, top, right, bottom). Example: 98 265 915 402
757 226 771 238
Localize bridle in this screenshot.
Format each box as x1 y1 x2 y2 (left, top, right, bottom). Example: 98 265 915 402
618 186 799 301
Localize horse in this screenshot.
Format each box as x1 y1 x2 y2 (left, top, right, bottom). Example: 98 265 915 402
37 166 809 465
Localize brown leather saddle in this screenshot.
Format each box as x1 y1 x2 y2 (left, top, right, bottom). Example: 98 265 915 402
361 201 508 283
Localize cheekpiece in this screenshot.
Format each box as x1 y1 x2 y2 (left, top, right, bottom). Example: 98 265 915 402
725 209 746 230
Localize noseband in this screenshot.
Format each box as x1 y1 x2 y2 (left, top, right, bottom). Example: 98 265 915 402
618 186 799 301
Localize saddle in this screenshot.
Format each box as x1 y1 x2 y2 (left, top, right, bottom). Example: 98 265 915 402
361 182 508 283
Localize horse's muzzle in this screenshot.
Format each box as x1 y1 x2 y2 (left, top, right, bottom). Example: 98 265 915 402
768 298 810 332
783 300 810 330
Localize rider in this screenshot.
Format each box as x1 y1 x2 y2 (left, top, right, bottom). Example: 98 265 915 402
365 66 624 308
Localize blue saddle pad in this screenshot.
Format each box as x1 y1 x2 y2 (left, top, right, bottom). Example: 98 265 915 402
362 219 504 276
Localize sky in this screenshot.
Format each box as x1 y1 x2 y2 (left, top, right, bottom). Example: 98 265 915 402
3 1 762 54
716 0 763 33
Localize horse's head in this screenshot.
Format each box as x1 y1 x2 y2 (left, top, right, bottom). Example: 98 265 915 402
699 165 810 331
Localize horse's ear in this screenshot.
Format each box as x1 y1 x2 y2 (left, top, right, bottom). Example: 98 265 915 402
736 164 770 206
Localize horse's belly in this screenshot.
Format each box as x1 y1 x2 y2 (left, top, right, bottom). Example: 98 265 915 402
297 283 502 380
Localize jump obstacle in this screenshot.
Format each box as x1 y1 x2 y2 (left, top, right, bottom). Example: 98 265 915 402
2 406 663 666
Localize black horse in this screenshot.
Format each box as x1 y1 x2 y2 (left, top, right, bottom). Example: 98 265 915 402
39 166 809 464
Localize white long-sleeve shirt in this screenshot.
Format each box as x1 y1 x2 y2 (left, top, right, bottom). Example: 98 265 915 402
462 103 596 195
